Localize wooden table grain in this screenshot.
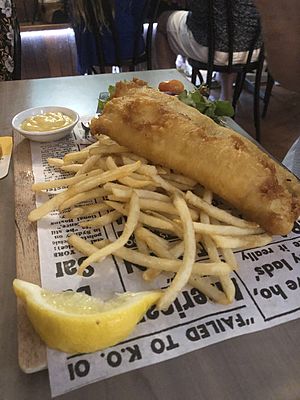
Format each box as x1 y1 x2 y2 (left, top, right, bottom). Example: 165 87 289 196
1 69 299 400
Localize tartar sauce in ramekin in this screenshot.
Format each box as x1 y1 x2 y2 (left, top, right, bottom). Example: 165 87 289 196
20 112 74 132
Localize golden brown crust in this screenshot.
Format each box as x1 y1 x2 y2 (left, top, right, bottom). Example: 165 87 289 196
112 78 148 98
91 81 300 235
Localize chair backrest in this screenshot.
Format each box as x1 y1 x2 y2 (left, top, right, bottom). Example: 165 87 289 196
83 0 157 73
194 0 262 86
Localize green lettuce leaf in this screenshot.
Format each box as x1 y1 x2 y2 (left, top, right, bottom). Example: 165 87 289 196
177 88 234 123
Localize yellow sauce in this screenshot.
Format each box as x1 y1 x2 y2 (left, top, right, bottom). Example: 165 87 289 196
20 112 74 132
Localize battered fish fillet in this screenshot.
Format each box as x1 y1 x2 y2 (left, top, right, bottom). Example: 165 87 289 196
91 79 300 235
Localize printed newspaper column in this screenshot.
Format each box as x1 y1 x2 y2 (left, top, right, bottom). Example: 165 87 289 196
234 224 300 322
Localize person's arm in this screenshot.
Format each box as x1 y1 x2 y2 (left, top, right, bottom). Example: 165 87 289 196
255 0 300 92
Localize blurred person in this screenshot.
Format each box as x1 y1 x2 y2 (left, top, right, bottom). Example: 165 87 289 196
254 0 300 172
0 0 19 80
154 0 262 100
36 0 69 24
68 0 147 74
254 0 300 93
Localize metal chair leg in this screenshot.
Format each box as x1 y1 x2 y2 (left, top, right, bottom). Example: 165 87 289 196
191 68 204 86
206 67 213 88
232 71 246 109
191 68 197 85
253 56 264 142
198 70 204 85
262 72 275 118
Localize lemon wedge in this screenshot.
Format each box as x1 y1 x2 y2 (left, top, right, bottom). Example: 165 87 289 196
13 279 161 354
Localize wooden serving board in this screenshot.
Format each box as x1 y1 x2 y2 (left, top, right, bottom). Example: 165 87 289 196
14 131 47 373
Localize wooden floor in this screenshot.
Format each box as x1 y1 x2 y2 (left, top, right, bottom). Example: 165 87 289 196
20 28 300 162
235 86 300 161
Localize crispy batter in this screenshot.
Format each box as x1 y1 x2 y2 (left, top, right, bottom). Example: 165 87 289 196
91 80 300 235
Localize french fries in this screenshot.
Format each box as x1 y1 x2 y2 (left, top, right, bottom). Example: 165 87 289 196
59 187 108 211
69 234 233 276
77 191 140 274
157 193 196 310
64 203 111 219
29 134 273 310
31 168 104 191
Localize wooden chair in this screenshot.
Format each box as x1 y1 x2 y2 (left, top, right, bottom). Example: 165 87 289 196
84 0 159 73
188 0 265 142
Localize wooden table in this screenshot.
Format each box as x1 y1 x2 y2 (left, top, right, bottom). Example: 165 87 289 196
1 69 299 400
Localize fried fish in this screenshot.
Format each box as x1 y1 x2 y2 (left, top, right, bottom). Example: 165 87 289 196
90 79 300 235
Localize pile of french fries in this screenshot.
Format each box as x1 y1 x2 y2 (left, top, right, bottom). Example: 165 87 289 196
29 135 272 310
